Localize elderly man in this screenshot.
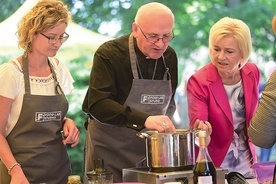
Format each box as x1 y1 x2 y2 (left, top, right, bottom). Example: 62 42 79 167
82 2 178 183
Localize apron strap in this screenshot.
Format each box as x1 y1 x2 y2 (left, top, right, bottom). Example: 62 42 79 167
161 55 171 80
22 56 31 99
22 56 65 97
128 34 139 79
48 59 65 95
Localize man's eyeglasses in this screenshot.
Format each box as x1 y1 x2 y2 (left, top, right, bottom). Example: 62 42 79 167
40 32 69 44
138 26 174 44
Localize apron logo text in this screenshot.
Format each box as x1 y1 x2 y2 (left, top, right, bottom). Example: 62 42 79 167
141 94 165 104
35 111 62 122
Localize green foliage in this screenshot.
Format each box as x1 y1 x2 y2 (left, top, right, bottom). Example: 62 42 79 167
57 46 95 178
60 0 276 62
61 0 276 82
1 0 275 62
0 0 23 22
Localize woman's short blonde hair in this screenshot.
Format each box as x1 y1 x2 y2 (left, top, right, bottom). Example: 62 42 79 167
209 17 252 68
17 0 71 54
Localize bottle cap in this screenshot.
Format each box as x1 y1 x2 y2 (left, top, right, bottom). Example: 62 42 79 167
198 130 207 138
68 175 81 184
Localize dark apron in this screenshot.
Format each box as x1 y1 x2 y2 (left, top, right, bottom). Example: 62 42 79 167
0 57 71 184
84 34 172 183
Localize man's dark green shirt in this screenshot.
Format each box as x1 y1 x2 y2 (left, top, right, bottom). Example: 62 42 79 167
82 34 178 131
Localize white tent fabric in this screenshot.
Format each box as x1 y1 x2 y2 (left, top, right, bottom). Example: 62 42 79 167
0 0 111 48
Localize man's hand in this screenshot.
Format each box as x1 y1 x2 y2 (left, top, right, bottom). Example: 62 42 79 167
144 115 176 133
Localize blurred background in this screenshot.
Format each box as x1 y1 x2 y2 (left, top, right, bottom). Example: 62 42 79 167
0 0 275 179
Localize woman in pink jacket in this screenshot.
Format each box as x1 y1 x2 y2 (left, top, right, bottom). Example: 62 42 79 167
187 17 260 177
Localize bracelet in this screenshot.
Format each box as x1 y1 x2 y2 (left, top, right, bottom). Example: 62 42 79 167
8 162 21 175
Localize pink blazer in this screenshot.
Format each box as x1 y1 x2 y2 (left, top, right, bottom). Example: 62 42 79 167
187 62 260 167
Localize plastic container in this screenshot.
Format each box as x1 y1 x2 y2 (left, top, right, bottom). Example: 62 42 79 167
251 161 276 184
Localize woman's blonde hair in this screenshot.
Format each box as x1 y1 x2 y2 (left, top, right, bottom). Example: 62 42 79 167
209 17 252 68
17 0 71 55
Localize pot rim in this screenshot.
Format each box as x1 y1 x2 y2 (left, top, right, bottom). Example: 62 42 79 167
144 128 200 135
144 129 191 135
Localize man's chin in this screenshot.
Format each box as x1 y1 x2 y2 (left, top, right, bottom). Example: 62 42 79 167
147 54 163 60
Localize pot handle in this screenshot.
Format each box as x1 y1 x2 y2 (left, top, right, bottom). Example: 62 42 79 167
137 132 151 139
181 128 201 134
192 128 202 133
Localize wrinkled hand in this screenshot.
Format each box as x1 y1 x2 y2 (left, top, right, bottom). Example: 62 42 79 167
194 119 212 145
194 119 212 136
62 118 80 147
144 115 176 133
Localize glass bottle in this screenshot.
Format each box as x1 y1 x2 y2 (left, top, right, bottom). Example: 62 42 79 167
193 130 217 184
86 159 113 184
68 175 82 184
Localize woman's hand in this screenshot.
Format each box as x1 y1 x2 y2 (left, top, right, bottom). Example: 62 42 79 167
194 119 212 145
10 166 29 184
62 118 80 147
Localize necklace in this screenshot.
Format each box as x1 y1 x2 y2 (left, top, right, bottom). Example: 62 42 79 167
136 59 158 80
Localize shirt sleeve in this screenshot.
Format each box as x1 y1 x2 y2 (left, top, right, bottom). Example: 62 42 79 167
0 62 22 99
82 41 149 131
249 71 276 148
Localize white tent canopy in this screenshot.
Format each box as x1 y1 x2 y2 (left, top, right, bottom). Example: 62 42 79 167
0 0 111 48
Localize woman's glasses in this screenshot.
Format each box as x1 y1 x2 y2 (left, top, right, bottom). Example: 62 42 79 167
40 32 69 44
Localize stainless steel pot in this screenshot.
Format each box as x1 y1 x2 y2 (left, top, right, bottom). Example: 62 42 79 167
137 129 197 171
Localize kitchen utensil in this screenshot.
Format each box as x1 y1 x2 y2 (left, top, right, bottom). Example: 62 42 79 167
137 129 199 171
